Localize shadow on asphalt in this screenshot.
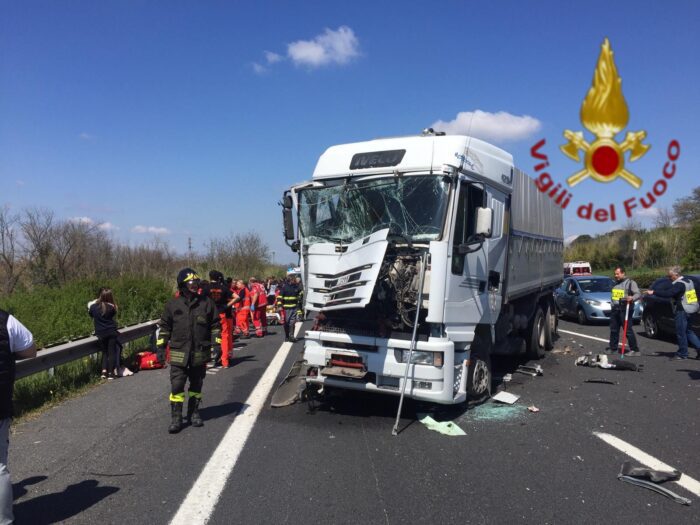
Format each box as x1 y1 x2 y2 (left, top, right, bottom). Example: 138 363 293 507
306 389 419 420
648 350 681 358
228 355 257 367
677 369 700 380
12 475 47 499
199 401 248 422
14 479 118 524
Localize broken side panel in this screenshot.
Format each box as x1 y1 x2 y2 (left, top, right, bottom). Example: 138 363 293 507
305 228 390 311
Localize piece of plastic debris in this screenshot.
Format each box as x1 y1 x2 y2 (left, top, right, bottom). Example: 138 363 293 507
527 405 539 413
417 413 466 436
618 462 690 505
492 391 520 404
516 364 543 377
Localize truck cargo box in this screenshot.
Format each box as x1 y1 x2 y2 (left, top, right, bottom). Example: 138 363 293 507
505 168 563 301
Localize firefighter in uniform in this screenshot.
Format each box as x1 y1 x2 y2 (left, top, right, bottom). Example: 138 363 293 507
607 265 641 356
157 269 221 434
277 276 303 342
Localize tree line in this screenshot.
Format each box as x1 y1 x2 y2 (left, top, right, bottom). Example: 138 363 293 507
0 206 285 297
564 187 700 271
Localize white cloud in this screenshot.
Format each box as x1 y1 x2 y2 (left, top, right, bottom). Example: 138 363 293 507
287 26 359 68
252 62 267 74
264 51 282 64
131 225 170 235
98 222 119 231
70 216 94 224
430 110 542 143
635 207 660 219
15 180 25 187
79 132 95 141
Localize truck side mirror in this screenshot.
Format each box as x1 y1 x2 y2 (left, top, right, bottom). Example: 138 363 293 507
283 195 293 209
475 207 493 238
283 208 295 241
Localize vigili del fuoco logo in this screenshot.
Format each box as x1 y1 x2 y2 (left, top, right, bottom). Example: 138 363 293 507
531 38 680 222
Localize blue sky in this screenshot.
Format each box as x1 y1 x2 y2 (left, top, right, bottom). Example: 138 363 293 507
2 0 698 263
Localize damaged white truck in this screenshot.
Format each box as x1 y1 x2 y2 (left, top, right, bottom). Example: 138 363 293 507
281 131 563 405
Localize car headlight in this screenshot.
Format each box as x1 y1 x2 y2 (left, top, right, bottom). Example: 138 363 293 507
584 299 601 306
394 349 443 366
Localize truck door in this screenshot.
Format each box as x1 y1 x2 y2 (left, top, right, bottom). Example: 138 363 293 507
443 181 489 341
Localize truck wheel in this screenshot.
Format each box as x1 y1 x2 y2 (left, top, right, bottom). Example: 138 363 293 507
643 313 658 339
467 331 492 402
544 305 556 351
526 307 546 359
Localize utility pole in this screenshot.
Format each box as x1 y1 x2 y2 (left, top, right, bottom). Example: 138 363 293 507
188 237 193 266
632 239 637 268
271 251 275 265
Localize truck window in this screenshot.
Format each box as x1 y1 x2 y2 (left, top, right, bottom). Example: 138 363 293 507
451 184 485 275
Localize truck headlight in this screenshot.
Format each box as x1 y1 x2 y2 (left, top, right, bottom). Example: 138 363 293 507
394 350 443 366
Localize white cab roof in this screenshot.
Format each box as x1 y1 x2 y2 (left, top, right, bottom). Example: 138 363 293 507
312 134 515 192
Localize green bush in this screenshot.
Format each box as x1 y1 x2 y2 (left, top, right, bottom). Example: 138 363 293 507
0 276 171 348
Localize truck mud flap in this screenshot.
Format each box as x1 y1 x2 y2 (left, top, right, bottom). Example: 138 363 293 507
270 360 309 408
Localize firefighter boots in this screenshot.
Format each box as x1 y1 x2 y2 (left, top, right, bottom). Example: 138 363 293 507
187 396 203 427
168 401 183 434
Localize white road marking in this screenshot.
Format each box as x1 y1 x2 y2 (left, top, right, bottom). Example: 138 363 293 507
170 323 302 525
594 432 700 497
559 328 608 344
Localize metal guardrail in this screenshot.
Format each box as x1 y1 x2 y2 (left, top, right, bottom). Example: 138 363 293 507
16 320 159 380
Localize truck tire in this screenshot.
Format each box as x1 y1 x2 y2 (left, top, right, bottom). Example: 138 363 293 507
526 307 546 359
544 304 556 351
467 331 492 402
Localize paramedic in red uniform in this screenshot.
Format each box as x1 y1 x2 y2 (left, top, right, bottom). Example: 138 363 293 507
208 271 235 367
248 277 268 337
232 279 251 338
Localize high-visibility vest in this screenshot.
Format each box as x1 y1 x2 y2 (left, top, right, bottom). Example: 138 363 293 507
673 277 699 314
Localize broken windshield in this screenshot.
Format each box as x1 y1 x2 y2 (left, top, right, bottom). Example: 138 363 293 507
297 175 451 244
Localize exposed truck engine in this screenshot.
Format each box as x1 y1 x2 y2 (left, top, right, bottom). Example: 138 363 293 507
281 131 563 405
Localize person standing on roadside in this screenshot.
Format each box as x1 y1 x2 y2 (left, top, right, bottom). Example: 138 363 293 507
607 266 642 356
88 288 120 379
0 309 37 524
207 271 235 368
232 280 251 339
277 276 302 342
248 277 268 338
156 269 221 434
644 265 700 360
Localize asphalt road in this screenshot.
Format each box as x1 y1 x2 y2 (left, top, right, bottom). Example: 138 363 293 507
10 318 700 524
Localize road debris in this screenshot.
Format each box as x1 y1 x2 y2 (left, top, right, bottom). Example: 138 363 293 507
575 354 641 371
417 413 466 436
492 391 520 404
527 405 540 413
584 379 616 385
516 364 543 377
618 461 690 505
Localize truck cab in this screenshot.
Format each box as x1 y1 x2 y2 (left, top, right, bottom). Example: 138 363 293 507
282 131 562 404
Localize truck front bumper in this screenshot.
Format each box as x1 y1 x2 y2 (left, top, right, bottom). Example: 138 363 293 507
303 330 463 405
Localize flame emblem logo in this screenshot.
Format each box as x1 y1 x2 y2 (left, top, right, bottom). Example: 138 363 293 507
560 38 650 188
